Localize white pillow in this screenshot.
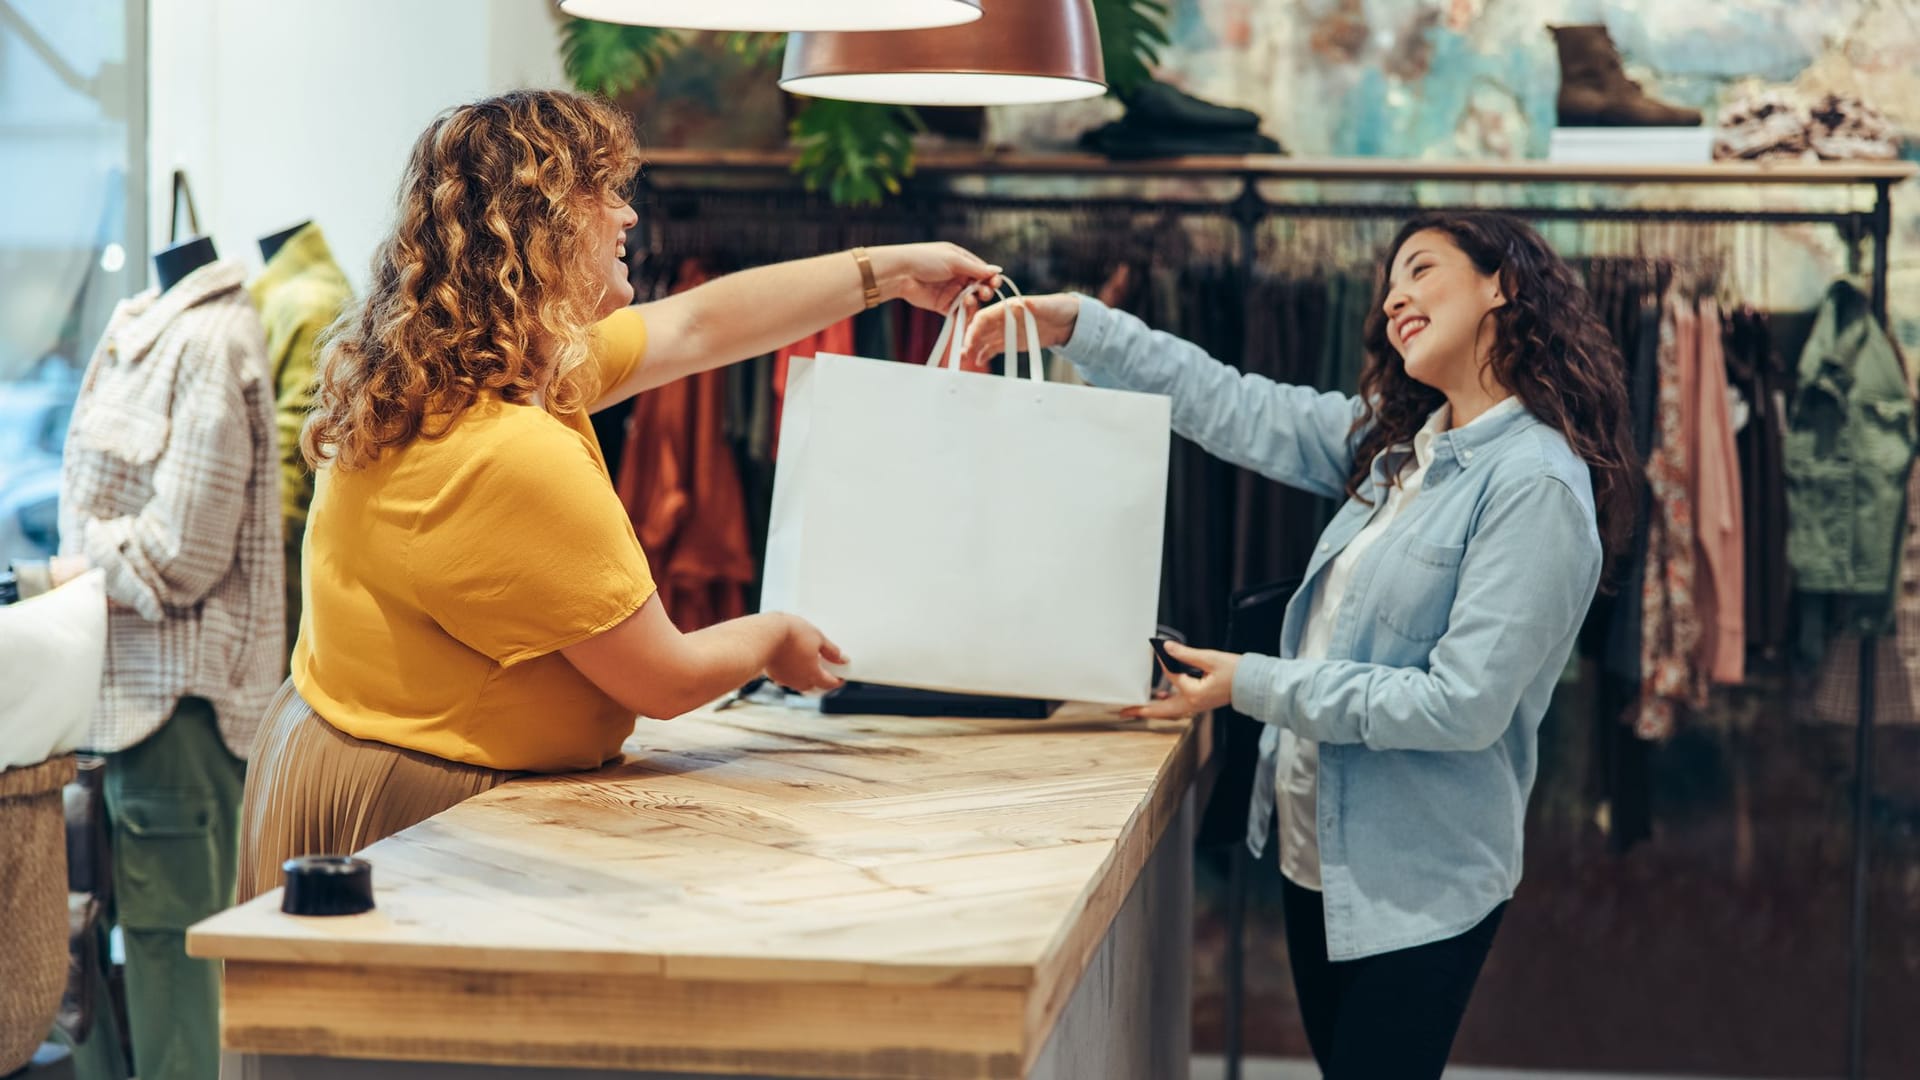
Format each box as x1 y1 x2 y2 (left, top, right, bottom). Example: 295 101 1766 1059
0 568 105 769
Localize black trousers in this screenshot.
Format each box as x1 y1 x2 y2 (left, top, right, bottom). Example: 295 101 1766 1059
1282 879 1506 1079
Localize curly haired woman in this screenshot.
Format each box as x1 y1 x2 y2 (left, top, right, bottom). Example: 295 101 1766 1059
964 212 1636 1079
236 90 998 901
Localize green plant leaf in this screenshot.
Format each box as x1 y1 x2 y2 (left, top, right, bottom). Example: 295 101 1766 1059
560 18 681 97
789 99 922 208
1091 0 1170 99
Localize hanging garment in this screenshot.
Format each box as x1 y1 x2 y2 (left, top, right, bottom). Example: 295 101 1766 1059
744 353 776 465
1797 462 1920 729
1692 297 1746 684
1577 263 1663 851
1637 286 1705 739
1318 271 1373 401
771 318 857 454
59 260 283 758
730 353 779 612
617 261 757 632
1155 263 1242 643
1234 272 1331 594
597 260 684 477
247 223 351 659
1898 466 1920 718
896 304 945 369
852 303 895 366
1601 289 1663 684
1785 278 1918 610
1725 305 1793 667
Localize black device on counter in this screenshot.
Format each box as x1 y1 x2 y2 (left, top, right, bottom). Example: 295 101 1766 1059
1150 637 1205 679
280 855 376 916
822 682 1057 719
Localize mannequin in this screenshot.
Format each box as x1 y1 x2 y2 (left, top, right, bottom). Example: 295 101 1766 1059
153 235 218 294
155 169 217 293
258 220 313 263
61 172 274 1080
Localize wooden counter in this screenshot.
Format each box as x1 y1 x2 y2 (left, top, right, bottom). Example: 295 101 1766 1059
189 701 1201 1080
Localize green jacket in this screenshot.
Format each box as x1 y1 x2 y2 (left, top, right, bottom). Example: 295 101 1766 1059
1785 278 1917 600
247 224 350 653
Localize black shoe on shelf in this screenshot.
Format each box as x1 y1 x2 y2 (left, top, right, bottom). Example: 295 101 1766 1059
1122 78 1264 133
1080 120 1285 160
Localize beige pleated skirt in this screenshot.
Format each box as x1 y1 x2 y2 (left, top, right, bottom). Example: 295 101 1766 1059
236 679 517 903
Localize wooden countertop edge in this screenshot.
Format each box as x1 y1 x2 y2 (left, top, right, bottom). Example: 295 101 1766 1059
1017 717 1199 1069
189 920 1038 988
216 958 1036 1077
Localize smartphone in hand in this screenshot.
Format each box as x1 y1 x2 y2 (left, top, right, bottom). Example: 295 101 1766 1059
1150 637 1205 679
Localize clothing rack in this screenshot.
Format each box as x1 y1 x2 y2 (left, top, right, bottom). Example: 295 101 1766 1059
638 149 1905 322
635 150 1915 1080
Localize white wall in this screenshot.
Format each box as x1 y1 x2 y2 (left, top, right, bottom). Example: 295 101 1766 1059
147 0 570 292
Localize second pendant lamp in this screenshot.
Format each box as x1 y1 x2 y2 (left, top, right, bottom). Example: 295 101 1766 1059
780 0 1107 107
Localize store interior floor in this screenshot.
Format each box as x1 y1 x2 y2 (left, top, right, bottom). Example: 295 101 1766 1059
1191 1059 1755 1080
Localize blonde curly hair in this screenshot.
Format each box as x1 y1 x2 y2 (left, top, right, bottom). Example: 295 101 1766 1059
303 89 642 470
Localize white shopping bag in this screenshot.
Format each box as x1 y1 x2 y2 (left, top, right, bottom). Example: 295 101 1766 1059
0 569 106 769
761 289 1170 705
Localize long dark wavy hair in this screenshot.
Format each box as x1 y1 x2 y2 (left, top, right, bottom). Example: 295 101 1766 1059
1352 211 1638 575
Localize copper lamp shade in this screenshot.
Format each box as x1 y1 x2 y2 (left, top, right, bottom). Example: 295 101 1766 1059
780 0 1107 106
558 0 982 34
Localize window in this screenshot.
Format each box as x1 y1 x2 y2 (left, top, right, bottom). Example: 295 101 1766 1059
0 0 145 564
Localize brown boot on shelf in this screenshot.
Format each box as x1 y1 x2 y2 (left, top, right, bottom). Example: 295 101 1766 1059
1550 24 1702 127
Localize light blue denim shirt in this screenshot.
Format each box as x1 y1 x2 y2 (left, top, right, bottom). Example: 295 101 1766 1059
1057 296 1604 960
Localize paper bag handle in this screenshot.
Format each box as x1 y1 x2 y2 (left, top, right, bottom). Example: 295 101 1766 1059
925 278 1046 383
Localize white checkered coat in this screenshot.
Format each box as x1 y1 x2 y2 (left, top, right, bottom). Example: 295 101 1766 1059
59 260 284 758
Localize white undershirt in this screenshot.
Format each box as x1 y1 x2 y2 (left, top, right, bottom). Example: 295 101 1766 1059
1277 396 1522 890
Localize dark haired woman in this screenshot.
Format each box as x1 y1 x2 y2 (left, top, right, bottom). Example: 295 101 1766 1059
963 212 1635 1079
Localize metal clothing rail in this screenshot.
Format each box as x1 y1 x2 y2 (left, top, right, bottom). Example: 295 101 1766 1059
638 146 1908 185
635 151 1915 1080
638 149 1907 320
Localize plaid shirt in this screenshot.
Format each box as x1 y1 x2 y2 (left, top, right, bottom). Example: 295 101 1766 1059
60 260 284 758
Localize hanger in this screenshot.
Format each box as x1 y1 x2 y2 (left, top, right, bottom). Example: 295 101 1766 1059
153 169 218 293
258 219 314 263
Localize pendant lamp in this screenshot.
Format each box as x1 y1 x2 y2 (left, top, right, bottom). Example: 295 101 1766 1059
780 0 1106 106
557 0 982 34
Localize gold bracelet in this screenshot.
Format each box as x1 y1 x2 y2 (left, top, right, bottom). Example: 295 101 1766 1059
852 247 882 309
